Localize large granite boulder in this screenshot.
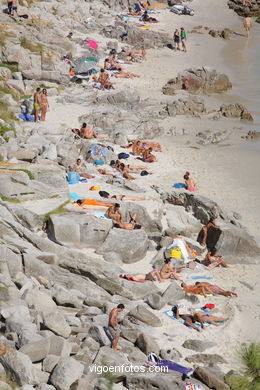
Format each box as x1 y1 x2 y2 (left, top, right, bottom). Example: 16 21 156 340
163 67 232 95
220 103 253 121
96 228 148 263
166 96 206 117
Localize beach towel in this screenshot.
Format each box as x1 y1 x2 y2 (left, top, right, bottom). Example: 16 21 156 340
19 113 35 122
146 353 192 376
163 307 218 328
119 274 145 283
185 384 204 390
190 276 213 280
70 192 85 200
172 182 186 189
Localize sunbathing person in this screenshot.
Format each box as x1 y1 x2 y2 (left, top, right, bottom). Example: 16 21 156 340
112 67 140 79
120 269 162 282
181 282 237 297
201 218 221 248
72 158 95 179
128 6 142 15
106 203 122 223
131 139 161 152
173 306 228 332
119 163 135 180
74 199 114 209
184 172 197 192
99 191 145 201
104 58 124 71
79 123 105 139
114 220 142 230
141 10 158 23
93 69 115 90
132 140 145 156
205 248 229 269
143 147 156 163
160 259 182 281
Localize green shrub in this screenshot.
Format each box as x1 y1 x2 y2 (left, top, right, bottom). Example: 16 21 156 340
20 37 44 55
0 195 21 203
43 201 70 223
0 62 19 73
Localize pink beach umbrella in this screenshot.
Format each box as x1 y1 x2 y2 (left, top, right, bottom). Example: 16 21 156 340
87 40 98 50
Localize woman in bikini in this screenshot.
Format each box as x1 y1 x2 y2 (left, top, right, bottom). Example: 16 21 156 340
143 147 156 163
160 259 182 281
205 248 229 269
184 173 197 192
120 269 162 282
40 89 49 122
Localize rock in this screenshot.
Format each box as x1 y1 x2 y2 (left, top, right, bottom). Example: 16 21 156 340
88 325 111 347
48 335 73 357
93 346 129 366
125 372 183 389
96 229 148 263
220 103 253 121
75 337 100 364
135 333 160 355
196 129 230 145
0 67 12 80
51 286 82 308
120 327 140 344
162 282 185 305
23 289 56 313
194 366 230 390
43 312 71 338
160 348 182 361
50 358 84 390
244 130 260 140
19 339 51 362
128 348 147 364
0 382 12 390
166 96 206 117
182 339 216 353
129 305 162 327
37 385 56 390
42 355 60 373
0 350 47 386
48 214 112 248
97 89 140 108
7 150 37 162
185 354 227 364
163 67 232 95
165 204 201 237
147 293 164 310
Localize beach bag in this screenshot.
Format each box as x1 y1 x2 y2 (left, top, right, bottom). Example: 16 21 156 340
118 152 129 159
170 248 182 259
67 171 80 184
140 170 149 176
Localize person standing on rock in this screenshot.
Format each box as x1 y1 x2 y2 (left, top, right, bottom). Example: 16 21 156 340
40 89 49 122
7 0 13 15
180 27 187 52
243 16 252 38
108 304 125 351
11 0 19 17
33 87 41 123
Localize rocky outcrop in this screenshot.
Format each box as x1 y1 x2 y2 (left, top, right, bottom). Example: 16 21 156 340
165 96 206 117
220 103 254 121
228 0 260 17
194 366 230 390
242 130 260 140
196 129 230 145
163 67 232 95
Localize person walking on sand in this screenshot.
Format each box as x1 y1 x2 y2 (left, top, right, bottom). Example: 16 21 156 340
180 27 187 52
243 16 252 38
174 29 181 51
33 87 41 123
40 89 49 121
108 304 125 351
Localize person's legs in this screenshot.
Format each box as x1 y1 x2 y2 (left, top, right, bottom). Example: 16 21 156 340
201 227 207 246
8 1 13 14
41 106 47 121
34 107 39 122
194 313 205 329
184 317 201 332
150 269 163 283
112 335 120 351
182 40 186 52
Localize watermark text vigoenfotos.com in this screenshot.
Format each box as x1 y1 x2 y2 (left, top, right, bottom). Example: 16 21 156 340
87 363 168 375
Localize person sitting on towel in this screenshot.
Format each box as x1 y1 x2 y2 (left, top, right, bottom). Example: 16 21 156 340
159 259 182 281
141 10 158 23
205 248 229 269
72 158 95 179
142 147 156 163
183 171 197 192
106 203 122 223
79 123 106 139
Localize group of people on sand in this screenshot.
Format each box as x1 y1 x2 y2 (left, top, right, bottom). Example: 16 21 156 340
92 48 146 90
72 123 106 140
173 27 187 52
33 87 49 123
132 140 158 163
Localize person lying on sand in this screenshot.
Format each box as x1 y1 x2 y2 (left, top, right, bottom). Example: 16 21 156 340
119 163 136 180
104 58 125 71
201 218 221 248
114 220 142 230
74 199 115 209
181 282 237 297
112 67 140 78
160 259 182 281
99 190 145 201
172 305 228 332
106 203 122 223
184 172 197 192
142 147 157 162
79 123 106 139
205 248 229 269
120 269 162 282
72 158 95 179
132 140 145 156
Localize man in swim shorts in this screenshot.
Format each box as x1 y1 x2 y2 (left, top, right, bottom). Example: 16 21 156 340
33 87 41 122
108 304 125 351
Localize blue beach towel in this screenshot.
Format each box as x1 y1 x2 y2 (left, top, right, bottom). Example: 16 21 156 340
67 171 80 184
172 183 186 189
70 192 85 200
19 113 35 122
190 276 213 280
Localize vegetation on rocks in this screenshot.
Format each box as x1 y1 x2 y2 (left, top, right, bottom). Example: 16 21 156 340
43 201 70 223
20 37 44 55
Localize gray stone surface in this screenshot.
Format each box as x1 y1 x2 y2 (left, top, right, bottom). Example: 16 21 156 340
43 312 71 338
50 358 84 390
